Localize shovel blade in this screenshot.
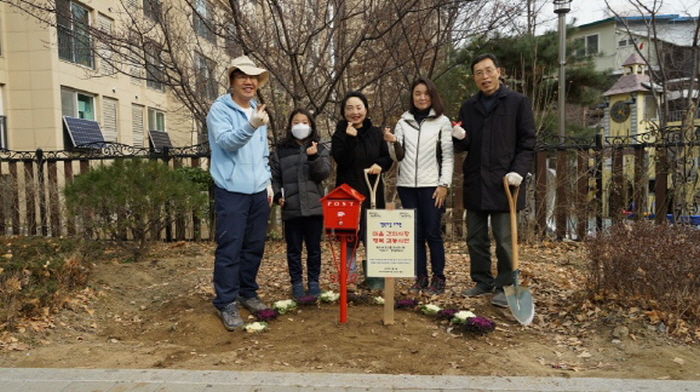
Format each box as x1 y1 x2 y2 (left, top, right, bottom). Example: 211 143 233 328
504 284 535 325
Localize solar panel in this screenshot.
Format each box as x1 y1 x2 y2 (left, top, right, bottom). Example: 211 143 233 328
148 129 172 150
63 116 105 148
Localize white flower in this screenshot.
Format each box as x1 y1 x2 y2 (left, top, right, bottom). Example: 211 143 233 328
373 296 385 305
243 322 268 333
319 291 340 303
421 304 442 315
451 310 477 324
272 299 297 314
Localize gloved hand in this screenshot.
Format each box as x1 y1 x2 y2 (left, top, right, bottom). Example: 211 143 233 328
250 104 269 128
451 122 466 140
505 172 523 187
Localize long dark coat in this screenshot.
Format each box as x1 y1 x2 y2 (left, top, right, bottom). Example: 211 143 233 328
455 85 536 212
331 118 393 210
270 141 331 221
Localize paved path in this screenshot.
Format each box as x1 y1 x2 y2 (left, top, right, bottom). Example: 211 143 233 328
1 368 699 391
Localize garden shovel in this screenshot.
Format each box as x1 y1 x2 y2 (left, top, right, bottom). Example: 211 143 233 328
503 177 534 325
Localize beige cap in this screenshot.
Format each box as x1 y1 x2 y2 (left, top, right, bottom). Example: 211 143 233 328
226 55 269 87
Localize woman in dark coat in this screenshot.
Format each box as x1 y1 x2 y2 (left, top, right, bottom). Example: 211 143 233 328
271 108 331 299
331 91 393 290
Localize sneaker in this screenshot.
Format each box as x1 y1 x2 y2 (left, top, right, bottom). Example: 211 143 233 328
218 302 243 331
408 275 429 295
238 296 269 313
461 285 493 297
424 276 446 296
308 281 321 298
491 289 508 308
291 282 305 299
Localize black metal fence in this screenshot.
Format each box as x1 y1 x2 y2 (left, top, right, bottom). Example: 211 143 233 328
1 124 699 242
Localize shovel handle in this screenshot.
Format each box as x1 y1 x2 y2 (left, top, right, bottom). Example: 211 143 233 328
503 177 520 271
364 168 381 209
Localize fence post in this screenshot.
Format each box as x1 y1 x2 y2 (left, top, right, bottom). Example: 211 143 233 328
535 151 547 237
611 147 624 222
654 147 668 224
9 161 20 235
555 149 567 239
48 159 61 237
576 149 588 239
633 144 645 221
64 160 75 235
24 156 37 235
36 148 49 236
594 134 603 231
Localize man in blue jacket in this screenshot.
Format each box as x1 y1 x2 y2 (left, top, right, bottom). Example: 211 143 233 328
453 53 536 308
207 55 272 331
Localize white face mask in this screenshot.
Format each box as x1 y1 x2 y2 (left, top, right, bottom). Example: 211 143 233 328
291 123 312 140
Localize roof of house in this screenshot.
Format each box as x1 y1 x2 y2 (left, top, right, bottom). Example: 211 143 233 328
577 14 695 29
621 52 645 67
603 73 651 97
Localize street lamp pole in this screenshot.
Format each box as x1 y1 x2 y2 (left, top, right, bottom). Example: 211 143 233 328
554 0 571 140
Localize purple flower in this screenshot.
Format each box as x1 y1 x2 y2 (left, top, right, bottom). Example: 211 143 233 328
395 299 418 309
254 308 279 322
297 295 318 306
463 316 496 335
437 309 459 320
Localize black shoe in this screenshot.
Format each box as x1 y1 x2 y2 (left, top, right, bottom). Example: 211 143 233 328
491 289 508 308
461 285 493 297
218 302 243 331
238 296 270 313
408 275 429 295
308 281 321 298
424 276 446 296
291 282 305 300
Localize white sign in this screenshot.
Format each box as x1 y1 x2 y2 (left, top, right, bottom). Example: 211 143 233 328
366 209 415 278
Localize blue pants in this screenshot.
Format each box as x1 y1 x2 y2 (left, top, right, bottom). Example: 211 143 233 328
466 210 514 289
397 187 445 278
284 215 323 284
212 186 269 310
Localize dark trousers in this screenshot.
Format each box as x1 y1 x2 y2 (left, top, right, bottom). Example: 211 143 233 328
284 215 323 284
466 210 513 289
212 186 269 310
398 187 445 278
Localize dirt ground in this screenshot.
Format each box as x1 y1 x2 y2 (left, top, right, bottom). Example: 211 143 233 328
1 240 699 380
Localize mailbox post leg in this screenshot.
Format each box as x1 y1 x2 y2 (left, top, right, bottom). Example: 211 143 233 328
339 235 348 324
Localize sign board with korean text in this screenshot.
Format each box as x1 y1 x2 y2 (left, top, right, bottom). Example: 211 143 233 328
366 209 415 278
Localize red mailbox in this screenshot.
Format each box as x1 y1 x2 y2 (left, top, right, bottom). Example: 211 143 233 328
321 184 365 232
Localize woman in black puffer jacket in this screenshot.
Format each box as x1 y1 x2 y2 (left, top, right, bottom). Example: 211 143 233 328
271 108 331 299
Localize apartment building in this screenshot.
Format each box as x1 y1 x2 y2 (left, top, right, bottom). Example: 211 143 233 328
0 0 229 152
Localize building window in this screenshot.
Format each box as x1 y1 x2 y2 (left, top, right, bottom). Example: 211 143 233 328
617 36 636 48
132 104 145 148
61 88 95 120
148 108 165 132
143 0 162 22
145 41 164 91
195 52 218 101
97 14 115 75
57 0 94 68
574 34 599 58
194 0 215 43
0 115 6 150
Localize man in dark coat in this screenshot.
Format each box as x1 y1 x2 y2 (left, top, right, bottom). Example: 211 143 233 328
452 53 536 308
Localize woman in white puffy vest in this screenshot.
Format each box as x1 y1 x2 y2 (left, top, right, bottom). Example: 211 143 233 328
385 77 454 296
